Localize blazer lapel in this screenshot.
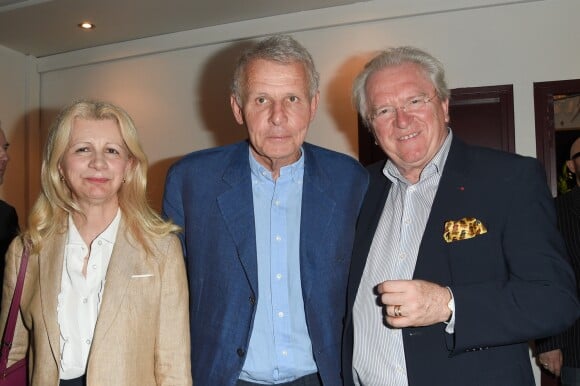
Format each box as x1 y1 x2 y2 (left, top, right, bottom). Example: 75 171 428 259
299 145 336 303
347 161 390 308
39 232 67 364
90 219 140 353
414 137 470 282
216 142 259 294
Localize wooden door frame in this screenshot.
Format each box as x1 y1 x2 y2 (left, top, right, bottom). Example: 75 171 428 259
534 79 580 196
449 84 515 153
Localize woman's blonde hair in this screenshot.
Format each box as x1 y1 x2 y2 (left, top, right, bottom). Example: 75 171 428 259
26 100 179 254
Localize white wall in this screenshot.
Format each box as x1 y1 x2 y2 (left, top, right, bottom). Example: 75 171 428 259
36 0 580 212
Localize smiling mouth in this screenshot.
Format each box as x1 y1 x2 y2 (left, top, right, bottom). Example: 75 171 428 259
87 177 109 183
399 132 419 141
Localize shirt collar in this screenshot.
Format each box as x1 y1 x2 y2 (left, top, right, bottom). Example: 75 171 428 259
249 147 305 183
66 208 122 246
384 129 453 185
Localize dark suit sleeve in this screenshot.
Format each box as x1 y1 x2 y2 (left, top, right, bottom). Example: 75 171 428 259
0 203 19 307
0 203 18 258
450 160 579 354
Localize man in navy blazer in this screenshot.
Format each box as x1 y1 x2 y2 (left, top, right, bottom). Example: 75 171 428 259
342 46 579 386
163 35 367 385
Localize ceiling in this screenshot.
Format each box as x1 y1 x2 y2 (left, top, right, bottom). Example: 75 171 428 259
0 0 363 57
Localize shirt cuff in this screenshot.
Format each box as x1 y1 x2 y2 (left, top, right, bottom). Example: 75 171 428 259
444 286 455 334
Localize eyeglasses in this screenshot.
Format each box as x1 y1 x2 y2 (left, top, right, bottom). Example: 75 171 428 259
370 93 438 123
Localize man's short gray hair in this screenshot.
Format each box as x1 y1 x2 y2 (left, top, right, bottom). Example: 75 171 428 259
353 46 450 125
231 35 320 104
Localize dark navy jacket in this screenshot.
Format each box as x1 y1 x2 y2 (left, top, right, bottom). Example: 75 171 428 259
343 137 579 386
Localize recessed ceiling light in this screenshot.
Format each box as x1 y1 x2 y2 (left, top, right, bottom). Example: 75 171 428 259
78 22 95 30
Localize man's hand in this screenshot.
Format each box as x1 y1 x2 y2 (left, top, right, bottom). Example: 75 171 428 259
376 279 451 328
538 349 563 376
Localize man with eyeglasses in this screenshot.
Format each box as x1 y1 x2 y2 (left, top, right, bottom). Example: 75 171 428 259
535 138 580 386
342 46 579 386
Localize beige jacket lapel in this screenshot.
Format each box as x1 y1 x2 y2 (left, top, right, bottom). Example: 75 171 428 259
90 221 141 354
38 231 67 365
37 219 142 366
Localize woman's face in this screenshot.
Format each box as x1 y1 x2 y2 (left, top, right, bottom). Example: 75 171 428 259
59 117 133 210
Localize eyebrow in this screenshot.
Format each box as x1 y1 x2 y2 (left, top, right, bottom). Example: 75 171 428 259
572 151 580 160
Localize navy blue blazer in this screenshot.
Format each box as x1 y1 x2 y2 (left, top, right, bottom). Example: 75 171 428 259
163 141 368 385
343 137 580 386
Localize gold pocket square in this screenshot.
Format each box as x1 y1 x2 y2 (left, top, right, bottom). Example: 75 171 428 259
443 217 487 243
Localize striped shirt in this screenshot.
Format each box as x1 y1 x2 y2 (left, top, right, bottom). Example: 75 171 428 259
352 132 452 386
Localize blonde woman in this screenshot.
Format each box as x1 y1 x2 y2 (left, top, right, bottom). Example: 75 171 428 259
0 100 191 386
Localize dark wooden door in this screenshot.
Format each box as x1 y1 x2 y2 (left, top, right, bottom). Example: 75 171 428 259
534 79 580 196
358 85 515 166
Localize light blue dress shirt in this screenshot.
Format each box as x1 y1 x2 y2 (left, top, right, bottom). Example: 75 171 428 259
239 150 318 384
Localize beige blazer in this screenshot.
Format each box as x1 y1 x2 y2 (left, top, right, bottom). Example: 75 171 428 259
0 219 192 386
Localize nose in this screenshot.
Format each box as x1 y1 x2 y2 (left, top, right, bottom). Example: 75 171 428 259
0 148 8 162
88 152 106 169
394 107 413 128
269 102 286 126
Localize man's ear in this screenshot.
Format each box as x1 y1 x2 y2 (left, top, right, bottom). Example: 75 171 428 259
309 91 320 123
230 94 244 125
566 159 576 175
442 98 450 123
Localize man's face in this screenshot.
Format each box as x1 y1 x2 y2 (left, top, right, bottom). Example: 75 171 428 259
231 59 319 172
366 62 449 181
566 138 580 186
0 129 9 186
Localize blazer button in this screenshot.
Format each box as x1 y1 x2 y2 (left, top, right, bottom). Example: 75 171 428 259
249 296 256 305
237 348 246 357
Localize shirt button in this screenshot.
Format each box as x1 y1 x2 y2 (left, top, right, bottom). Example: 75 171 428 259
236 348 245 357
275 200 280 206
278 311 284 318
249 296 256 305
282 350 288 356
399 252 406 259
275 235 282 241
92 264 97 269
85 339 91 345
82 298 88 304
276 273 282 280
97 240 102 246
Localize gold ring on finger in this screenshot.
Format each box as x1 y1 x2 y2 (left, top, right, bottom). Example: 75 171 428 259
394 305 402 317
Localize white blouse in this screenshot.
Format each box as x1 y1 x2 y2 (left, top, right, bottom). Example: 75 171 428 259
57 210 121 380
